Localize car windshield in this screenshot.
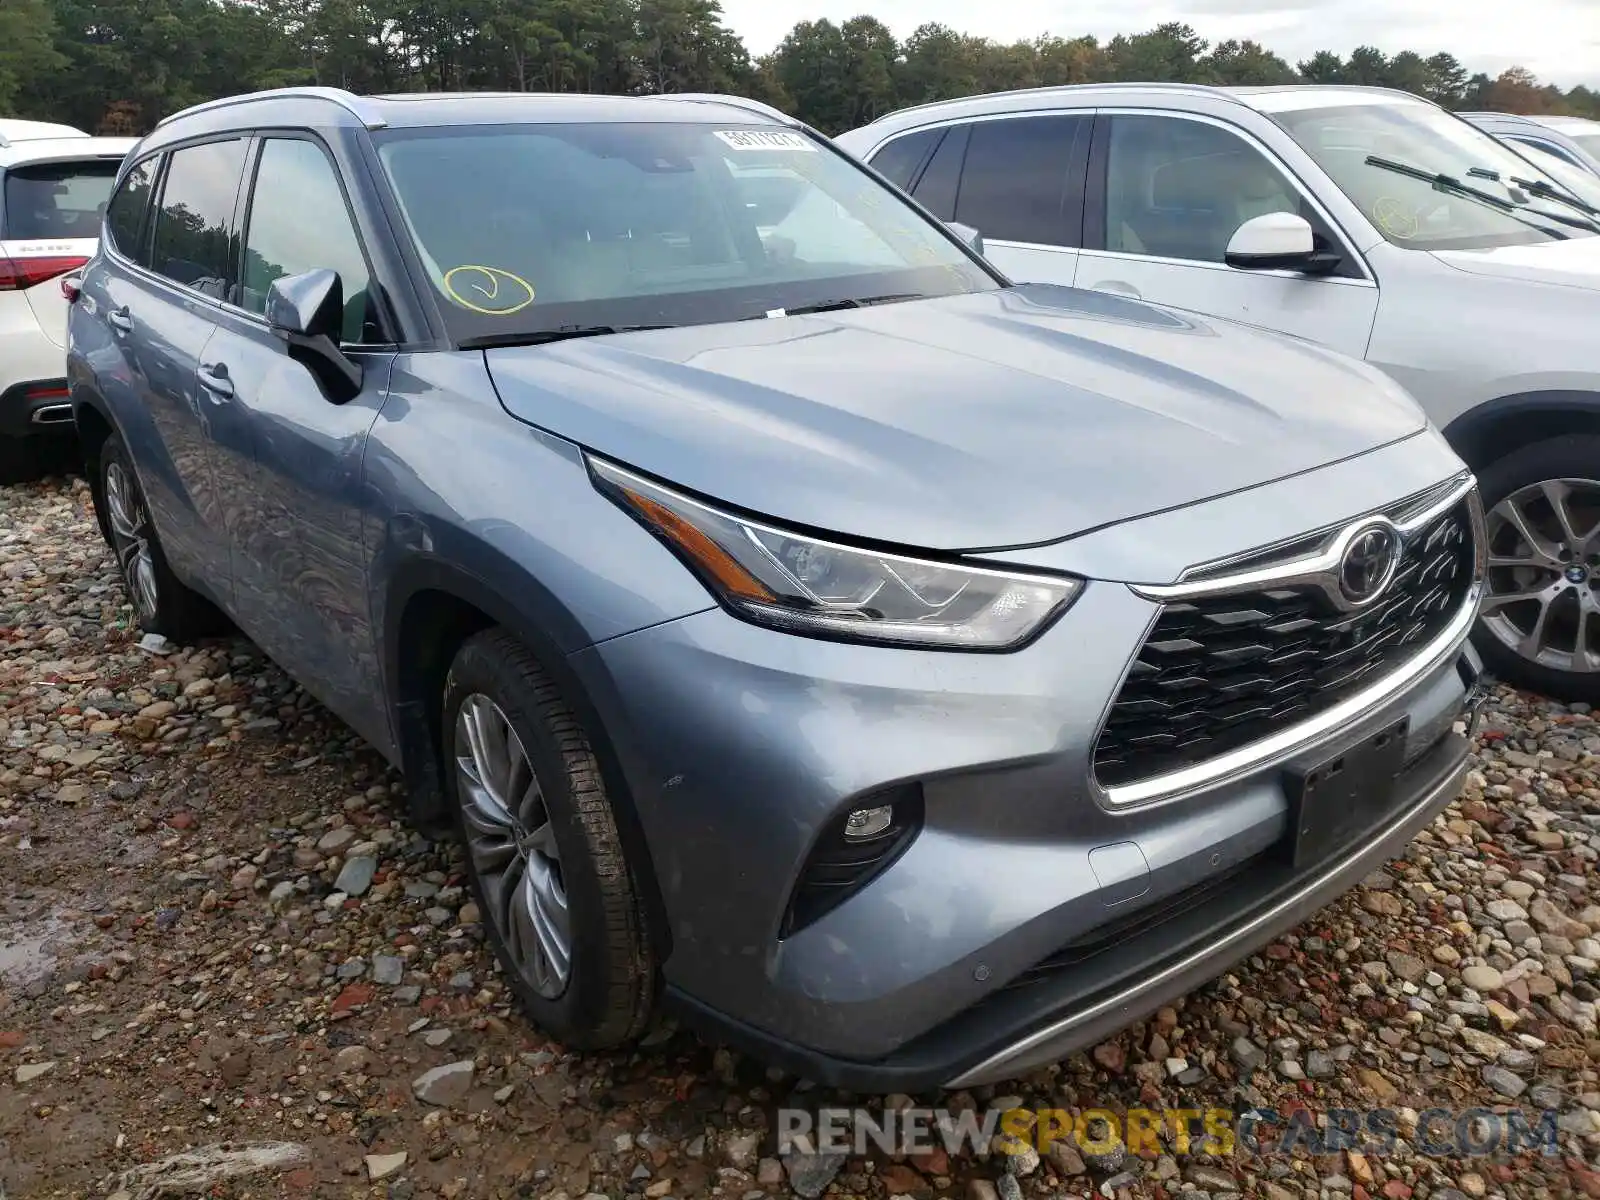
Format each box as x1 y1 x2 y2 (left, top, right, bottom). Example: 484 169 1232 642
1505 141 1600 209
1 158 121 240
1269 100 1600 249
373 121 999 343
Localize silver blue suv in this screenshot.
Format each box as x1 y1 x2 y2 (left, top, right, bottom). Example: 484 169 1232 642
67 86 1485 1091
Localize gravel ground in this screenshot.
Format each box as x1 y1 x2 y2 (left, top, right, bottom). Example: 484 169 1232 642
2 473 1599 1200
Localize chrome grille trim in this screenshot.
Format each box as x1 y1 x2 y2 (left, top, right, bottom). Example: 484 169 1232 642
1096 480 1486 810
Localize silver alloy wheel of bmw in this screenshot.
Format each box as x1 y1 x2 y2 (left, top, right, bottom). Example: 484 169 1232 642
104 461 160 622
454 693 572 997
1483 477 1600 675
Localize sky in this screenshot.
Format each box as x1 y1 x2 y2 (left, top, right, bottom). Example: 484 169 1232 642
718 0 1600 90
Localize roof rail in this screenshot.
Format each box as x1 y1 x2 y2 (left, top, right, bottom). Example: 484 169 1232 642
868 80 1235 125
641 92 797 125
156 86 387 131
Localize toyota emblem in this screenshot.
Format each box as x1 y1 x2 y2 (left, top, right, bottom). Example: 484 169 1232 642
1338 521 1401 606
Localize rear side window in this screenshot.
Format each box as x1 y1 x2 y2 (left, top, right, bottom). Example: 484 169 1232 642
911 124 968 220
868 128 942 191
105 157 159 263
953 116 1089 246
241 138 376 343
150 138 247 299
2 158 122 240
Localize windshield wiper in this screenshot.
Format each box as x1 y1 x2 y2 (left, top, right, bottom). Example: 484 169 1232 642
1514 177 1600 217
1466 164 1600 226
765 293 927 317
459 325 670 350
1363 155 1575 238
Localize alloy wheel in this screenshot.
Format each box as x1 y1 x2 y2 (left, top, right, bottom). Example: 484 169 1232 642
1483 477 1600 676
454 693 571 998
104 461 160 622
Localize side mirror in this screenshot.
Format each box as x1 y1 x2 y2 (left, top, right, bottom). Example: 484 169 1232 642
947 221 985 258
1224 212 1338 274
265 268 362 404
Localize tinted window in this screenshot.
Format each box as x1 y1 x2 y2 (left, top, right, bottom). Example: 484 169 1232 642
911 124 967 220
373 122 997 343
242 138 375 343
150 138 246 298
2 158 122 240
869 128 941 190
105 157 158 262
1104 115 1302 263
953 116 1087 246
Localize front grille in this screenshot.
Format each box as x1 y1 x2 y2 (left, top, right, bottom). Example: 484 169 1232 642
1093 498 1477 789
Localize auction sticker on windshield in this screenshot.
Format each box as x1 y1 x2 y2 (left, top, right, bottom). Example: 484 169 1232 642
714 130 816 152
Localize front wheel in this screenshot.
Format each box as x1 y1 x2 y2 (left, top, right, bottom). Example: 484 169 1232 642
441 629 656 1049
1474 434 1600 703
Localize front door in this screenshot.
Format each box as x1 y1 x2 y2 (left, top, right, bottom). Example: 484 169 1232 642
202 134 395 751
1074 112 1380 360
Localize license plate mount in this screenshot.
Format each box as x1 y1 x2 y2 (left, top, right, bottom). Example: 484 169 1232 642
1282 716 1410 871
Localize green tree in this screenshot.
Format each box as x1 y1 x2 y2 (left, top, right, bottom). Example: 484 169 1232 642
1423 52 1469 107
1104 23 1209 83
1298 50 1345 84
0 0 68 114
1203 39 1297 86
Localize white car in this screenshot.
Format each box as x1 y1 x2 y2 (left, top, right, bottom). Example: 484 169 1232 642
0 119 135 481
836 84 1600 703
1523 114 1600 166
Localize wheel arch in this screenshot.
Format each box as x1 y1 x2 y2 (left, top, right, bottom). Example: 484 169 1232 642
381 555 673 963
1440 389 1600 474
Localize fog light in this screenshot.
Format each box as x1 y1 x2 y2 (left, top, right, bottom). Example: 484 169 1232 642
843 805 894 840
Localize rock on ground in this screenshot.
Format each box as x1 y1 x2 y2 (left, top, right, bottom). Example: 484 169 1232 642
2 473 1598 1199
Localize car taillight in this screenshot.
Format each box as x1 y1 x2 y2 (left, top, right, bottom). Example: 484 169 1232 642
0 255 91 291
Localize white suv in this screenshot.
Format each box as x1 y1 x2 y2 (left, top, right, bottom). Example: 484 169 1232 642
0 119 134 482
837 84 1600 704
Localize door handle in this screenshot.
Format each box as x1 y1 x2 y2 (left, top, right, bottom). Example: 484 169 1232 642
107 308 133 333
197 363 234 400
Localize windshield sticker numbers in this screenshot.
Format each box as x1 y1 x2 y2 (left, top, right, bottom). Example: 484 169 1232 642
1371 197 1419 239
714 130 817 153
442 265 536 316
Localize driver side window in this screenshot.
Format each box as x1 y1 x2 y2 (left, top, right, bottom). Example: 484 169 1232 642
241 138 376 344
1104 115 1302 264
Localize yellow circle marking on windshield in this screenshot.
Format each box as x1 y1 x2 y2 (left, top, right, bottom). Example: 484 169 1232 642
443 265 536 316
1371 196 1418 239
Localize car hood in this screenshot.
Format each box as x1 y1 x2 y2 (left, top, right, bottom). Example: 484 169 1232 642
484 284 1426 552
1431 234 1600 292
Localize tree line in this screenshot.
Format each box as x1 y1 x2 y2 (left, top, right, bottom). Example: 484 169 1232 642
1 0 1596 139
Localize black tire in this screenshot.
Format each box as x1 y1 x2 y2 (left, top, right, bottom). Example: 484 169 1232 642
96 431 225 642
441 629 656 1049
1473 434 1600 704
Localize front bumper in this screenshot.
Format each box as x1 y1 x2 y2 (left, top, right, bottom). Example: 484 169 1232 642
570 565 1483 1092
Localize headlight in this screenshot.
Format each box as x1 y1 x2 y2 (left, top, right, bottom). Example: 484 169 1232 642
589 456 1082 650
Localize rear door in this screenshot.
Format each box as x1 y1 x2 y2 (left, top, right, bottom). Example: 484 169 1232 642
200 132 396 745
867 116 1091 285
91 136 248 598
